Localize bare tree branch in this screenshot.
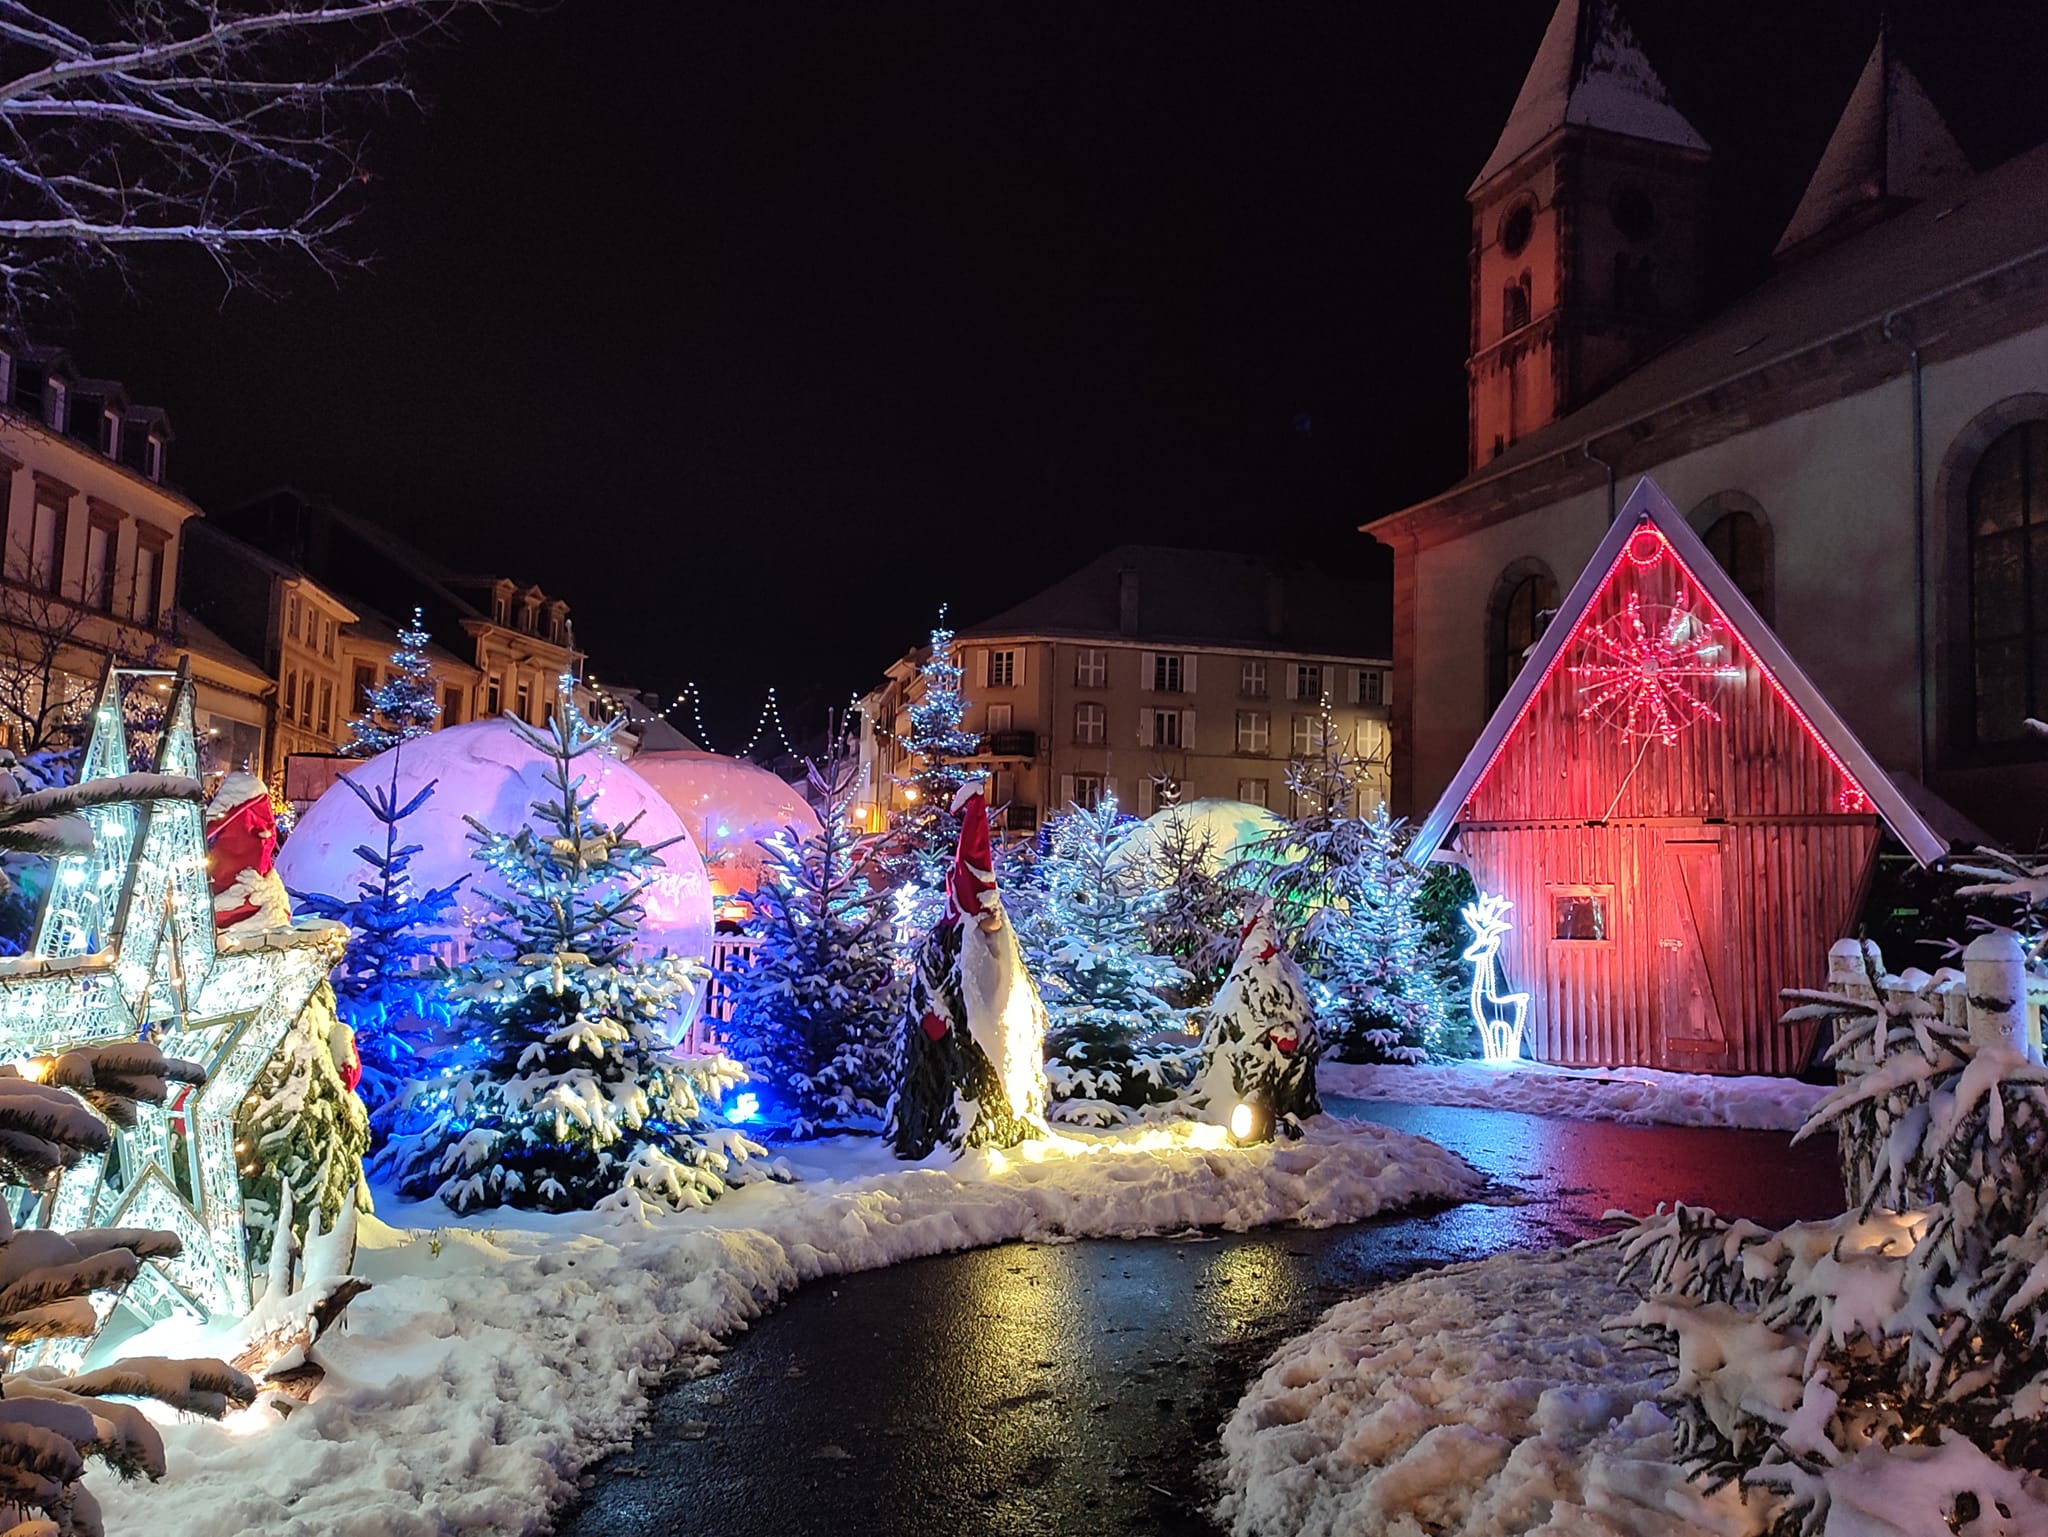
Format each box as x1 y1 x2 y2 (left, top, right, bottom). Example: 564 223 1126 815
0 0 510 315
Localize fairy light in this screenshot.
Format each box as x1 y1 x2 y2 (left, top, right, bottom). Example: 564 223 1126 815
739 687 794 760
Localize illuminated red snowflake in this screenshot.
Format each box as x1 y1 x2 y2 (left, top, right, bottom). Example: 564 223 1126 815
1572 588 1738 744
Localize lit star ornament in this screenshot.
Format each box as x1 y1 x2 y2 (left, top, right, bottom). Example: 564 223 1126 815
1572 586 1742 744
4 666 343 1337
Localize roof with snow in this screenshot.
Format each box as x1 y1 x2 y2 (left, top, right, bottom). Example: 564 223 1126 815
1776 30 1969 257
1408 476 1948 869
1471 0 1706 193
959 546 1390 660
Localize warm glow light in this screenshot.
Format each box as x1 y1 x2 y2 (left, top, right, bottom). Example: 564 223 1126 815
903 786 920 803
1462 894 1529 1064
1228 1101 1254 1141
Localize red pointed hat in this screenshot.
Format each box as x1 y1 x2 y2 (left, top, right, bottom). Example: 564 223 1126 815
945 783 997 924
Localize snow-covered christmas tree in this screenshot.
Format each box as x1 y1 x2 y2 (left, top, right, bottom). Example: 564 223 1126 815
235 979 368 1257
1018 795 1189 1121
290 754 466 1119
882 617 981 919
1138 808 1241 1005
890 784 1048 1158
378 680 760 1214
1190 902 1321 1136
341 607 441 757
727 745 904 1137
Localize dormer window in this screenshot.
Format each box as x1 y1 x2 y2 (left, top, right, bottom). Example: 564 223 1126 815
99 410 119 458
144 432 164 482
45 378 65 432
492 592 510 624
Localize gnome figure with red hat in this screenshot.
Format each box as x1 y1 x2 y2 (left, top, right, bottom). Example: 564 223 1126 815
889 783 1048 1158
1191 901 1321 1138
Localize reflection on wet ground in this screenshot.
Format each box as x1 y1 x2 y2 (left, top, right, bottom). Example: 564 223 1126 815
557 1099 1842 1537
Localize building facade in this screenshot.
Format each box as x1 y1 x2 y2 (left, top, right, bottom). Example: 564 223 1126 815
857 547 1393 835
0 340 271 775
1371 2 2048 851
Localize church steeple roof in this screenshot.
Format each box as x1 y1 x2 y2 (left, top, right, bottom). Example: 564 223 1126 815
1470 0 1707 194
1775 28 1969 258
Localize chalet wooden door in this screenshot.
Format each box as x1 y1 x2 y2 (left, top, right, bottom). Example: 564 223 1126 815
1656 833 1729 1068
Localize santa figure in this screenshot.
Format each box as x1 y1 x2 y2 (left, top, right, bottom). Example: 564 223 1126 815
889 783 1048 1158
1192 902 1321 1138
205 771 293 931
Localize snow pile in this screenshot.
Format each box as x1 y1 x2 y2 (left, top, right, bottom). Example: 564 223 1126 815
1321 1059 1828 1132
101 1115 1480 1537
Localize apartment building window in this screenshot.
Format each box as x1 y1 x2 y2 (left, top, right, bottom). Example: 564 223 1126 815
1142 707 1188 749
322 617 336 659
1293 713 1332 755
1148 652 1187 693
1070 773 1105 812
1237 777 1269 808
442 686 463 726
1359 667 1386 706
131 534 163 629
1240 659 1267 697
353 662 377 712
1074 647 1106 688
485 675 503 717
1074 701 1105 744
985 649 1016 689
1289 663 1324 702
1235 710 1269 754
25 486 63 594
317 681 333 736
515 680 532 723
286 594 301 641
98 410 119 458
44 378 65 433
986 703 1013 733
83 508 117 611
143 433 165 483
283 671 298 722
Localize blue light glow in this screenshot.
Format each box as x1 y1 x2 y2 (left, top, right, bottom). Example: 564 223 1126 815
729 1091 760 1123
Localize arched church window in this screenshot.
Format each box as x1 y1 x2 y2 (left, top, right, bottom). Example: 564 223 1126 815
1488 561 1558 711
1692 493 1774 625
1502 271 1531 334
1968 421 2048 744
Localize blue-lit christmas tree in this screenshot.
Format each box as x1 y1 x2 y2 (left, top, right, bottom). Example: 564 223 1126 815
379 681 758 1213
290 750 466 1120
726 743 903 1137
1020 795 1190 1119
341 607 441 757
882 617 981 912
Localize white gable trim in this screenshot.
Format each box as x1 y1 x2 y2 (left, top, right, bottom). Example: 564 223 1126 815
1408 475 1948 868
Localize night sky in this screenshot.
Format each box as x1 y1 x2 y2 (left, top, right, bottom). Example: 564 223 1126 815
58 2 2048 750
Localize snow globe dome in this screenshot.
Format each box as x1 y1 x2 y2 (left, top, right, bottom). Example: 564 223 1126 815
276 719 713 962
1118 798 1287 874
628 749 822 899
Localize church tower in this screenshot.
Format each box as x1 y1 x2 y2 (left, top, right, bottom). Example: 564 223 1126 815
1466 0 1710 470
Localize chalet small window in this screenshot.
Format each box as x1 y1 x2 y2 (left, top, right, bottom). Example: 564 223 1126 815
1503 272 1532 334
1235 710 1269 754
1074 701 1104 744
1240 659 1267 697
1074 647 1106 688
1968 421 2048 744
1551 886 1612 942
985 649 1016 688
1237 777 1269 808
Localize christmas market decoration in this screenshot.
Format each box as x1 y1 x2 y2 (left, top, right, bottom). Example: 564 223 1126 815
889 784 1048 1158
12 664 345 1332
725 749 902 1137
341 606 442 757
1406 476 1948 1073
378 680 759 1214
1190 903 1320 1140
206 769 291 930
1459 893 1528 1064
629 746 822 902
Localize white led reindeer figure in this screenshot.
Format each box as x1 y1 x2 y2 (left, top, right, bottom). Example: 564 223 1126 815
1461 893 1529 1064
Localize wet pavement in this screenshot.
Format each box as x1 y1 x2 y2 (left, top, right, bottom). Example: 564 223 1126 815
556 1100 1842 1537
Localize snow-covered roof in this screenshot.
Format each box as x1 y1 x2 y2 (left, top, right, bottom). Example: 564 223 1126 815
1775 31 1969 257
1471 0 1707 194
1407 476 1949 869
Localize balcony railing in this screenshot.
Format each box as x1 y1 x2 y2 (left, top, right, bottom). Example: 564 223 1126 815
979 729 1036 758
998 802 1038 833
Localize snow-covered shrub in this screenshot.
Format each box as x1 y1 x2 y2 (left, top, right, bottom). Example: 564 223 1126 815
1610 932 2048 1534
236 980 369 1258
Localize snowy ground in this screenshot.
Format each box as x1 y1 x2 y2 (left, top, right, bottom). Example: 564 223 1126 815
1213 1241 2048 1537
1321 1060 1828 1133
99 1115 1481 1537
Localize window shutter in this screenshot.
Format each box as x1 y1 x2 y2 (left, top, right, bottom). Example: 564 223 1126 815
1284 664 1299 700
1137 778 1155 816
1180 709 1195 748
1060 773 1076 809
1183 653 1197 691
1347 668 1361 705
1139 651 1156 692
1138 706 1155 746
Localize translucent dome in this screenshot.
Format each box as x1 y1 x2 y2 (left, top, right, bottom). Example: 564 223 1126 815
629 749 822 897
1118 798 1287 874
276 720 713 961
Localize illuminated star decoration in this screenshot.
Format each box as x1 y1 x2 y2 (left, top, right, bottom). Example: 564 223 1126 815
1572 587 1741 745
8 665 343 1346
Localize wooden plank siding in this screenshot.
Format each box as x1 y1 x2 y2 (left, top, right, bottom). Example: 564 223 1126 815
1452 544 1882 1073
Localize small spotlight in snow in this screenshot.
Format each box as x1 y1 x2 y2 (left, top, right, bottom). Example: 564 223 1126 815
730 1092 760 1123
1229 1102 1254 1142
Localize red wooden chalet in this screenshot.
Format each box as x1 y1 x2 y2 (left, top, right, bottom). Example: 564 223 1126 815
1409 477 1947 1074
